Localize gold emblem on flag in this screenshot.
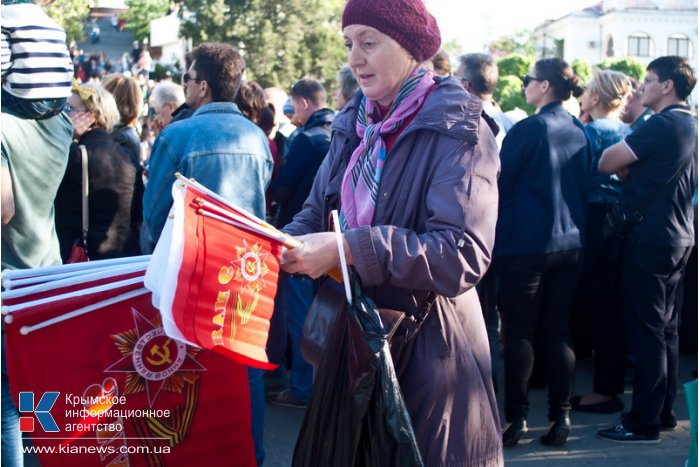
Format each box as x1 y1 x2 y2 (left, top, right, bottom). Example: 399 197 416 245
105 308 206 407
217 239 271 326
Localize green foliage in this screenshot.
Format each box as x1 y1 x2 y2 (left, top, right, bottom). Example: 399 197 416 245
441 38 464 59
179 0 346 94
494 54 535 115
153 62 176 81
494 75 535 115
488 30 536 57
125 0 170 42
497 54 533 80
44 0 90 41
595 57 646 81
572 59 592 86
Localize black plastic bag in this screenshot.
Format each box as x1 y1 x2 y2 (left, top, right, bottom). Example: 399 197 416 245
292 280 423 467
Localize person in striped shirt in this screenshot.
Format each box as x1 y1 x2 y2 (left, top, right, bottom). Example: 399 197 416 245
1 0 73 120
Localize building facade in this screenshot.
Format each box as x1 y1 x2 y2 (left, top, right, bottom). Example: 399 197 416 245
534 0 697 65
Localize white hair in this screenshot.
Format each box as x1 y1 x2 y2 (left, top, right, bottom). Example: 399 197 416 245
149 81 185 109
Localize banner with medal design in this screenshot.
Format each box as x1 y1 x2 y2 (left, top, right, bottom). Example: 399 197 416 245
2 263 256 467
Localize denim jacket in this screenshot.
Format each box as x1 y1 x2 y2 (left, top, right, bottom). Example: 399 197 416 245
584 117 631 205
143 102 273 243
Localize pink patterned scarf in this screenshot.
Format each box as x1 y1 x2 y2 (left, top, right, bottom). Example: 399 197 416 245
339 67 435 229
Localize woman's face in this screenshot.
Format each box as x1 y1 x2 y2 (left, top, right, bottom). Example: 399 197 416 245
523 68 547 108
342 25 418 108
66 92 96 137
66 92 88 114
579 87 597 114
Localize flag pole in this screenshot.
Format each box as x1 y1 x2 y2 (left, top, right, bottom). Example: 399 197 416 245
15 288 151 335
2 276 144 316
331 210 352 305
2 262 148 301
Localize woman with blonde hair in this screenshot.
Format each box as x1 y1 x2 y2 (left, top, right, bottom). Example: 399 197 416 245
102 73 143 164
54 82 142 260
571 69 632 415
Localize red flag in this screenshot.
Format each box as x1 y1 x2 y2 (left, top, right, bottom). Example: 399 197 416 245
147 181 283 369
4 288 256 467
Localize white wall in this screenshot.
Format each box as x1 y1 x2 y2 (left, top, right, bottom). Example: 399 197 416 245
150 14 186 68
600 9 697 64
537 9 696 65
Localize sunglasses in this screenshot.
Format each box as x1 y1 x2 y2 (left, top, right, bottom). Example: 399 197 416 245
182 72 202 84
64 103 86 114
521 75 545 87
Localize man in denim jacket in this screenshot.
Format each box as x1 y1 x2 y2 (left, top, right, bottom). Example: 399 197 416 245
142 43 272 465
143 43 272 244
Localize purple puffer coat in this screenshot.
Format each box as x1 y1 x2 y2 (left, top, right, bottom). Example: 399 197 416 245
285 75 503 467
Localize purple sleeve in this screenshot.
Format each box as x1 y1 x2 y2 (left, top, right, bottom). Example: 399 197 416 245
345 124 500 297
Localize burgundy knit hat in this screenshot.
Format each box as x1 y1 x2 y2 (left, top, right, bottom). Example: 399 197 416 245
341 0 441 62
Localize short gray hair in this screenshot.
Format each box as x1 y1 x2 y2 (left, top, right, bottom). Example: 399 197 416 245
149 81 185 110
458 53 499 96
337 65 359 102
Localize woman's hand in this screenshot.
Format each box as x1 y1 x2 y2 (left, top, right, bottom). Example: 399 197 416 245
281 232 350 279
70 111 96 139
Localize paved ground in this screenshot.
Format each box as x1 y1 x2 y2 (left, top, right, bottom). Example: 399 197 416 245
75 17 135 66
263 351 696 466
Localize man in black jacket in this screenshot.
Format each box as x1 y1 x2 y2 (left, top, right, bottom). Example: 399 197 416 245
270 79 334 228
267 79 334 408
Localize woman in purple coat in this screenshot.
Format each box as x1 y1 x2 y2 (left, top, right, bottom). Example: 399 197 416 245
280 0 503 465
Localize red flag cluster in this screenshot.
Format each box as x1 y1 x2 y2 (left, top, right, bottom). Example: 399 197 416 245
2 257 256 466
145 176 292 370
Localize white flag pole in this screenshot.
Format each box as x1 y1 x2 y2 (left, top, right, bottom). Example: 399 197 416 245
1 255 150 282
15 288 151 335
2 276 144 316
2 262 148 301
331 210 352 305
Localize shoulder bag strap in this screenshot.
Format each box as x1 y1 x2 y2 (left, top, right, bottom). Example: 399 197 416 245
626 144 695 225
79 145 89 248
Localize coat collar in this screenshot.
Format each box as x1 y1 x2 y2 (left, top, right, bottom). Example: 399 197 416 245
333 75 483 145
192 101 244 117
305 108 335 130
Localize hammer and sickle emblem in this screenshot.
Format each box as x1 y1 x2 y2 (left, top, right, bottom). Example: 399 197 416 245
147 339 173 366
245 259 257 274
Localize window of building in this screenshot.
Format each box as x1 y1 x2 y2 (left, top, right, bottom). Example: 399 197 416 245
628 33 652 57
668 34 693 58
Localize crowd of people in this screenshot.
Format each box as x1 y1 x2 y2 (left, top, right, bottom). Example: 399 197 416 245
2 0 697 465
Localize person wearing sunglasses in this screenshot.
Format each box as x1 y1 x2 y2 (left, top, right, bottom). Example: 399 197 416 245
597 55 697 445
495 57 590 448
143 42 272 466
54 82 142 261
